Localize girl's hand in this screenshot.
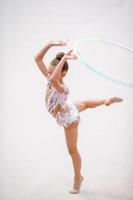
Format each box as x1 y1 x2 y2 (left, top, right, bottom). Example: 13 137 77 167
64 49 78 60
48 40 67 46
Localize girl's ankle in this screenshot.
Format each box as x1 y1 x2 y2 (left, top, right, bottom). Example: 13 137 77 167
74 174 83 181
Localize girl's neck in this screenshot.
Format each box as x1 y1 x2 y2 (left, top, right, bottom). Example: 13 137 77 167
59 78 64 84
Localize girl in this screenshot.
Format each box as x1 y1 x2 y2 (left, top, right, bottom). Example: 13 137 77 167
34 40 123 194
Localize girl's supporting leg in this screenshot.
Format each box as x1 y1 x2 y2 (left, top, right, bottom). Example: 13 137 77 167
64 122 84 193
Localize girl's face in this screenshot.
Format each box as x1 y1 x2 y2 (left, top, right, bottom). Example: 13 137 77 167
61 70 68 77
48 65 55 74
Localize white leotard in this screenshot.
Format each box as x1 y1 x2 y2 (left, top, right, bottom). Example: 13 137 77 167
44 73 80 128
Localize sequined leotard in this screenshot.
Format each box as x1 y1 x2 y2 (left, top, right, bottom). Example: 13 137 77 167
44 73 81 128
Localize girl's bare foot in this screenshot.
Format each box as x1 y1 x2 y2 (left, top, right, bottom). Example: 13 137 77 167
69 175 84 194
104 97 123 106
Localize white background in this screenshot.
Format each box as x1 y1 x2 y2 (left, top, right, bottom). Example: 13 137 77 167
1 0 133 199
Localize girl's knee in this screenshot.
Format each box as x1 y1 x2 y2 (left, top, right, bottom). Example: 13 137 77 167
68 146 78 156
74 101 87 112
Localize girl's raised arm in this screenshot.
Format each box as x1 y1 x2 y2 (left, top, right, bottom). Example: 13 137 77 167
34 42 52 78
49 49 77 82
34 40 67 78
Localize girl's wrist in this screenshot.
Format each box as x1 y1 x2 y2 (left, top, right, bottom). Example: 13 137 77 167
62 55 67 61
63 54 69 59
47 42 53 47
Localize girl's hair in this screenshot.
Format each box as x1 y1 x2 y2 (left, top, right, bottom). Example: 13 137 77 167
50 52 69 72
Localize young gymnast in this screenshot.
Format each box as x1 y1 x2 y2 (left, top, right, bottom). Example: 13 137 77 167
34 40 123 194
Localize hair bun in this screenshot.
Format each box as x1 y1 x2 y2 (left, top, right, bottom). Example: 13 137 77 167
56 52 65 60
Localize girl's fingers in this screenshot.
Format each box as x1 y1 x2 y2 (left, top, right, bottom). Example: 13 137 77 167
72 54 77 59
48 39 68 46
58 40 66 44
56 41 64 45
65 54 77 60
53 40 67 46
66 49 73 55
58 40 68 45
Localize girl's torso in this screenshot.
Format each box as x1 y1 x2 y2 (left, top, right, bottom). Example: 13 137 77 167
45 75 71 118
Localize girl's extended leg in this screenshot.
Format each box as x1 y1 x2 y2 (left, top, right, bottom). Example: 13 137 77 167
64 122 84 194
74 97 123 112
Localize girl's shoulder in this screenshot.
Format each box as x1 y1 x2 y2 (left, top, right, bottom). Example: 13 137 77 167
46 73 69 95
